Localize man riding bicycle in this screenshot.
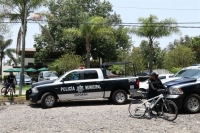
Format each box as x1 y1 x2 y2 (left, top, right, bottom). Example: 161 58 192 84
4 72 16 96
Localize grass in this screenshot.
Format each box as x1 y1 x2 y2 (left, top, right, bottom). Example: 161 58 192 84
16 85 31 90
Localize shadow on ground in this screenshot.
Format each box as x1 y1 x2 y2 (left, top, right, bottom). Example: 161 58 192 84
29 99 137 109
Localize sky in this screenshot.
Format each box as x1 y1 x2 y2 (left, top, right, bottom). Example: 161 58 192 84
8 0 200 53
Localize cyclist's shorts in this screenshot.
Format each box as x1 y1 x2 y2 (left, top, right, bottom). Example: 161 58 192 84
6 83 15 89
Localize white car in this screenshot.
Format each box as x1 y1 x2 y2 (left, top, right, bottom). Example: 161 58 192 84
139 74 174 91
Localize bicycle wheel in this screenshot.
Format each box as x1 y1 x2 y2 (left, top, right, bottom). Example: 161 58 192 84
161 100 178 121
128 101 146 118
9 88 14 102
1 87 6 96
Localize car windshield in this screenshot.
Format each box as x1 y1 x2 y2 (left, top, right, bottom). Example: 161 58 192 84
55 71 71 81
106 70 114 75
44 72 57 77
174 69 200 79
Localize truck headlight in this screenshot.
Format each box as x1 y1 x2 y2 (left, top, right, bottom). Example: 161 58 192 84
169 87 183 95
32 87 39 93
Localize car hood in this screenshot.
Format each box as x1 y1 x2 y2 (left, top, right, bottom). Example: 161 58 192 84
32 79 56 88
163 77 197 88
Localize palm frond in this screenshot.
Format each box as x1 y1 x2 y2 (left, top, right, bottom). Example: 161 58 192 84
5 48 17 65
63 28 82 40
39 23 54 45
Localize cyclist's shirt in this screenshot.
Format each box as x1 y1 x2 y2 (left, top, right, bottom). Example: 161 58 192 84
148 78 164 99
7 75 16 84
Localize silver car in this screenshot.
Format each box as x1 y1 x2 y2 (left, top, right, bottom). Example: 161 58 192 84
16 74 32 85
38 71 58 82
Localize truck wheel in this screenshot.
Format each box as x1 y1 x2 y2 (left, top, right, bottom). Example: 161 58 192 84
112 90 127 104
41 92 57 108
184 94 200 113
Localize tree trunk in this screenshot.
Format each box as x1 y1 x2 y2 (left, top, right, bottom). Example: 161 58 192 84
86 37 91 68
19 6 27 95
86 53 90 68
0 55 3 76
149 38 153 73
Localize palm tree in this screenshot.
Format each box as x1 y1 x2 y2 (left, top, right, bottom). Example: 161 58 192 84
1 0 44 94
64 14 114 68
2 0 44 54
0 35 16 75
131 15 180 72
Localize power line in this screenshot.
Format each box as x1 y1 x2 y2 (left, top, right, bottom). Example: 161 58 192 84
1 20 200 28
112 6 200 11
1 21 200 25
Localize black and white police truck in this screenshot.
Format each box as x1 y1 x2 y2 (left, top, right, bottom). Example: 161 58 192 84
26 63 139 108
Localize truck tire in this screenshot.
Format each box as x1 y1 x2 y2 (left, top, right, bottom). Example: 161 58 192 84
112 90 127 104
41 92 57 108
184 94 200 113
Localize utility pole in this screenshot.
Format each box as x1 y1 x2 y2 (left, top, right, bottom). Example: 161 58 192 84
19 3 27 96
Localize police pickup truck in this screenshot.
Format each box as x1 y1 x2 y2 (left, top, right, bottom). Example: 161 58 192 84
26 68 139 108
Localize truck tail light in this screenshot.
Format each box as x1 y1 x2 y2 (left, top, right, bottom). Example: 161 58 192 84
136 79 140 89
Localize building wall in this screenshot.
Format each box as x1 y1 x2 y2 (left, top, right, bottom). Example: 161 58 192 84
25 58 34 66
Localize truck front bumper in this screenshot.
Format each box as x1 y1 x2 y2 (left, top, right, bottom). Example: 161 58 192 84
165 94 184 109
26 89 39 103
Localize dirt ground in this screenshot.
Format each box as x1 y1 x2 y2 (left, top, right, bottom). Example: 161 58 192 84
0 95 27 103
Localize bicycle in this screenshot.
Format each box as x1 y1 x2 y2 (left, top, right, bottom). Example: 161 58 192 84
1 83 14 102
128 89 178 121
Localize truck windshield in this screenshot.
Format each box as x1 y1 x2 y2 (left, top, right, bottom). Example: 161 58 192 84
174 69 200 79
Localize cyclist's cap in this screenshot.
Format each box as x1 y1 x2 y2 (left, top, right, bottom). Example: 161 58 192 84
150 72 157 76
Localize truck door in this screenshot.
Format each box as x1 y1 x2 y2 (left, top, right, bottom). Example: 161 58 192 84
59 71 83 100
79 70 104 99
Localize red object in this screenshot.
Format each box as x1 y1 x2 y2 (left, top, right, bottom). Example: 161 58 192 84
78 66 85 69
136 79 140 88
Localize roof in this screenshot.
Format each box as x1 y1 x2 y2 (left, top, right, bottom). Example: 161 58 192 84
20 48 36 52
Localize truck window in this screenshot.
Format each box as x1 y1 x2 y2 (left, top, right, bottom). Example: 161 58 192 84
158 76 166 79
65 72 81 81
84 70 98 79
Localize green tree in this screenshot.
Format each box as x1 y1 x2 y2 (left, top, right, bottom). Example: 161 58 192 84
130 47 145 73
163 45 196 70
140 40 166 69
63 15 113 68
131 15 180 72
0 35 16 75
48 52 84 74
33 0 127 63
168 35 200 61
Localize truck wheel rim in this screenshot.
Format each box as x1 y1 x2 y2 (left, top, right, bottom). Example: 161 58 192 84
45 95 55 106
116 92 125 103
187 97 199 111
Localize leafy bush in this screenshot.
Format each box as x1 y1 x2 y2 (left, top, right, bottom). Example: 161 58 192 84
169 67 181 74
48 52 84 73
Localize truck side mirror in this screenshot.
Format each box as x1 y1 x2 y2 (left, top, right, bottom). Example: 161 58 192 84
62 77 67 83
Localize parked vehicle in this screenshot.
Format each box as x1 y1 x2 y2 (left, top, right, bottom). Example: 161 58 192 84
161 66 200 113
136 72 150 76
165 82 200 113
26 68 140 108
38 71 58 82
139 74 174 91
16 74 32 85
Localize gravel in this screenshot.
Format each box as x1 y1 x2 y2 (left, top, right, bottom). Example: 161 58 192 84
0 99 200 133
